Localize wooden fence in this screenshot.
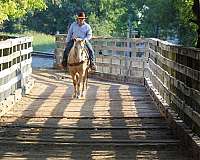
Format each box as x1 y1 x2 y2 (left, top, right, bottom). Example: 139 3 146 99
0 35 34 116
54 34 149 84
145 38 200 134
55 34 200 134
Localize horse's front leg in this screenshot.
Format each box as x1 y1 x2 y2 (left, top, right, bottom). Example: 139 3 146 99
81 70 88 97
76 74 81 98
77 72 85 97
78 74 85 98
72 75 77 98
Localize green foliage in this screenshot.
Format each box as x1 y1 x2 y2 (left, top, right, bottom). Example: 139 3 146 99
0 0 46 23
88 13 113 36
20 0 79 34
87 1 128 36
140 0 178 38
1 0 199 47
173 0 198 46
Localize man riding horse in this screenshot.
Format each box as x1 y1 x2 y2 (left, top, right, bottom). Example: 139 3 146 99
61 12 96 71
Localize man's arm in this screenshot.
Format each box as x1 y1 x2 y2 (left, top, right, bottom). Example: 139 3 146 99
84 25 92 41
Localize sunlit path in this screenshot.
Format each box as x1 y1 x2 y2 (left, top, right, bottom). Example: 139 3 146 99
0 70 191 159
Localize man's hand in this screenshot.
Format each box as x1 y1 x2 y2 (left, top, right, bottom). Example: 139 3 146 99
72 35 77 41
72 36 83 42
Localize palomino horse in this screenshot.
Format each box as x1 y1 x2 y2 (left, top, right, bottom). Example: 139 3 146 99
67 38 89 98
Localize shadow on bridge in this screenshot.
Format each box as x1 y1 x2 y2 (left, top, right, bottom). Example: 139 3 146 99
0 70 192 159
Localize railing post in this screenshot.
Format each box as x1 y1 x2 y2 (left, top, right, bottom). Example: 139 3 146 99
0 35 34 116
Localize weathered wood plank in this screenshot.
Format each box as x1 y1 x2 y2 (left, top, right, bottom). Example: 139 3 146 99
147 61 200 128
0 69 192 159
0 144 190 160
0 117 167 128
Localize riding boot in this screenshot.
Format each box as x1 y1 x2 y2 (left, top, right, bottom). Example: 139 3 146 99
90 60 97 71
85 40 96 71
61 40 74 68
62 47 68 68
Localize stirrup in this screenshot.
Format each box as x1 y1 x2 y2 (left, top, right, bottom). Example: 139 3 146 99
90 63 96 72
62 60 68 68
58 64 64 69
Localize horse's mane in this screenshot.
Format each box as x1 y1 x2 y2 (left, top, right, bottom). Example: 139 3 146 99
68 39 88 66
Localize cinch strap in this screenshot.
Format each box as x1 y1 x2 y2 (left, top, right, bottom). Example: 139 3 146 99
68 60 85 66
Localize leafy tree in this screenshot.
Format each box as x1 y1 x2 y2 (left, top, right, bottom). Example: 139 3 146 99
139 0 178 39
0 0 46 24
23 0 83 34
190 0 200 47
1 0 199 47
174 0 197 46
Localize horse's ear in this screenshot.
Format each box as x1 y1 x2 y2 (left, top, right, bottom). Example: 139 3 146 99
81 40 86 45
74 38 77 42
75 38 82 42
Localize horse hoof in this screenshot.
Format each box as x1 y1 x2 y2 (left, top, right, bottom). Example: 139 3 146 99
81 93 85 97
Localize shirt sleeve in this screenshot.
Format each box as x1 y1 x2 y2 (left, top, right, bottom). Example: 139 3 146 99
84 25 92 41
66 23 73 43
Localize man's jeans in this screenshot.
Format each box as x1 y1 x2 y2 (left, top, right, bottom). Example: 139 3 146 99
62 40 95 67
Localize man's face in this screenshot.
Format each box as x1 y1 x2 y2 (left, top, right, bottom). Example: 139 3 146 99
77 18 85 26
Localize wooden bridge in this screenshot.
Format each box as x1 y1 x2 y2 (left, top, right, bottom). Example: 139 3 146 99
0 35 199 159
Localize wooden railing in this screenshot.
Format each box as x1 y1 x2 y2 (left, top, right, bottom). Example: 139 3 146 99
145 38 200 134
0 36 34 116
55 34 149 84
55 34 200 133
42 34 200 158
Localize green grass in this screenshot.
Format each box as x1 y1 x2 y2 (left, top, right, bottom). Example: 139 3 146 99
0 31 55 53
24 31 55 52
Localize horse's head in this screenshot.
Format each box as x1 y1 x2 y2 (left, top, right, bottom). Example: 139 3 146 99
73 38 86 62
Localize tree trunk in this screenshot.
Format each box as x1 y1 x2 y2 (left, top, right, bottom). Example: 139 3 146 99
155 25 160 38
95 0 100 17
196 27 200 47
192 0 200 48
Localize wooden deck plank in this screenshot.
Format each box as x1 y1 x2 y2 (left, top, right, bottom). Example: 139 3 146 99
0 144 190 160
0 70 192 159
0 117 168 128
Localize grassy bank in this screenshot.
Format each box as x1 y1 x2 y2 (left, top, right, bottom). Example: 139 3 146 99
0 31 55 53
24 31 55 52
